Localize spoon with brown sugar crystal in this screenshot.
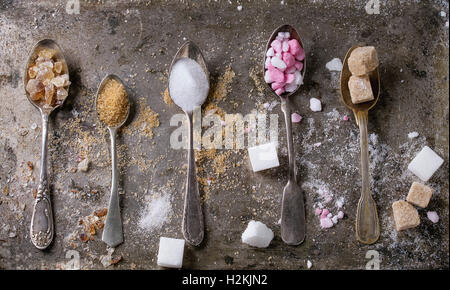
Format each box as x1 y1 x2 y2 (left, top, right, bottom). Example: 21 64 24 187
25 39 71 250
340 44 380 245
96 74 130 248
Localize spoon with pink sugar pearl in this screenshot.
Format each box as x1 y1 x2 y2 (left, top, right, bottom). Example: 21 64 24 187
263 25 306 246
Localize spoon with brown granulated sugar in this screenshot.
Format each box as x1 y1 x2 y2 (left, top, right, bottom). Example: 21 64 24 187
96 74 130 248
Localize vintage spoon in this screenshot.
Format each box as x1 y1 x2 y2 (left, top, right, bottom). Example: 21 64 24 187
95 74 130 248
339 44 380 244
168 41 209 246
24 39 70 250
263 25 306 245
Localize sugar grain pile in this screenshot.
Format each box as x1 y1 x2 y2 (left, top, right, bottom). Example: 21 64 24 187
168 58 209 112
139 192 173 232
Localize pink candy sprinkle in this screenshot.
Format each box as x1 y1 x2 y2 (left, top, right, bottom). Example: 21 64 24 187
291 113 302 123
343 115 349 121
315 208 322 215
288 39 301 55
320 217 334 229
427 211 439 223
321 208 330 216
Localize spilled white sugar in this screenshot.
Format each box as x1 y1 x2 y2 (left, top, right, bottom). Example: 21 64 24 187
168 58 209 112
139 192 173 232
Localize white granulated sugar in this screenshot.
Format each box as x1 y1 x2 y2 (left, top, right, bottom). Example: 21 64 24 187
168 58 209 112
325 58 343 71
408 131 419 139
139 192 173 232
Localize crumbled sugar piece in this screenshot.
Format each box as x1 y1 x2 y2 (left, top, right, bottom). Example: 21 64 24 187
392 200 420 231
157 237 185 268
331 215 339 224
407 146 444 182
266 47 275 57
427 211 439 223
313 142 321 147
77 158 89 172
446 21 449 28
310 98 322 112
237 5 242 11
315 208 322 215
248 142 279 172
31 123 37 130
291 113 302 123
241 220 274 248
321 208 329 217
335 197 344 208
307 260 312 269
343 115 349 121
271 56 287 71
325 58 343 71
337 211 344 219
440 11 446 17
406 182 434 208
285 83 298 92
408 131 419 139
320 217 334 228
327 213 333 218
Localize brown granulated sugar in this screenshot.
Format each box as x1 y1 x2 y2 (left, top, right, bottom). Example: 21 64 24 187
162 88 173 105
97 79 129 127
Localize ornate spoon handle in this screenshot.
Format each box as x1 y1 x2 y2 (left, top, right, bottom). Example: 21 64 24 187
30 113 54 250
355 110 380 244
182 110 204 246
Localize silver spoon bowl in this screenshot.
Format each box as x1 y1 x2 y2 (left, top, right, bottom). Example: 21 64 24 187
95 74 130 248
168 41 209 246
24 39 70 250
263 24 306 246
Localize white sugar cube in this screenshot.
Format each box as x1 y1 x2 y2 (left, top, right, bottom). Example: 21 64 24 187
408 146 444 182
241 220 274 248
157 237 185 268
248 142 279 172
310 97 322 112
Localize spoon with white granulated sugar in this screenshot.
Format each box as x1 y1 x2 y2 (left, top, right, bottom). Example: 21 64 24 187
168 41 209 246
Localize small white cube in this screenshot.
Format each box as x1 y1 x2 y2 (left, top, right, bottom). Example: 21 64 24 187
310 97 322 112
157 237 185 268
248 142 279 172
408 146 444 182
241 220 274 248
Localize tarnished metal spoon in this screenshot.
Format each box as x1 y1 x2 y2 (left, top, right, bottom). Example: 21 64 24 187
95 74 130 248
263 25 306 245
24 39 70 250
168 41 209 246
340 44 380 244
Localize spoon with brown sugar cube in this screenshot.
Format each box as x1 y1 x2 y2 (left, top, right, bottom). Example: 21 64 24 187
340 44 380 245
25 39 71 250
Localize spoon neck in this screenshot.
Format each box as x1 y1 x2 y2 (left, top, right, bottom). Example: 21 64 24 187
355 110 370 197
39 113 50 183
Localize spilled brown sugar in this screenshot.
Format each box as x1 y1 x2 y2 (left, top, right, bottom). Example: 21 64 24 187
97 79 129 127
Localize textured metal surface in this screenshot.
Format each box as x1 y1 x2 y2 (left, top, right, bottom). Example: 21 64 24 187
0 0 448 269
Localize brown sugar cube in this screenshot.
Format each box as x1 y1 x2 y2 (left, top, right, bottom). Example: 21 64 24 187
406 182 434 208
392 200 420 231
348 75 374 104
348 46 379 76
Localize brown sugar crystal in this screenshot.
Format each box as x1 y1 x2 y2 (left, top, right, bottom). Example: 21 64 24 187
97 79 129 127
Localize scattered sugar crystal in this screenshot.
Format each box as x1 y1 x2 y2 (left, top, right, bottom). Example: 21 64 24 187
271 56 287 71
321 208 329 217
264 70 272 83
241 220 274 248
315 208 322 215
446 21 449 28
77 158 89 172
337 211 344 219
440 11 446 17
320 217 334 229
237 5 242 11
266 47 275 57
157 237 185 268
139 192 173 232
168 58 209 112
427 211 439 223
307 260 312 269
327 213 333 218
325 58 343 71
30 123 37 130
291 113 302 123
310 98 322 112
343 115 349 121
331 215 339 224
248 142 279 172
407 146 444 182
408 131 419 139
